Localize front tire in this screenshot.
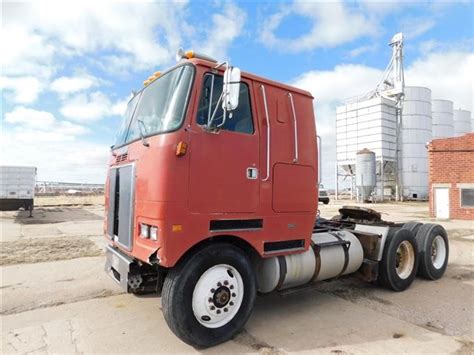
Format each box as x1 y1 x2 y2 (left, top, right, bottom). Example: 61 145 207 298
415 224 449 280
162 243 256 348
378 229 418 291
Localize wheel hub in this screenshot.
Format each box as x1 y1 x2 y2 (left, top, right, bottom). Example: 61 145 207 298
213 286 231 308
192 264 244 329
395 240 415 279
431 235 447 269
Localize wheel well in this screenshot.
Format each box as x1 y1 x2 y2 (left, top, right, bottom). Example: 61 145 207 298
173 235 261 269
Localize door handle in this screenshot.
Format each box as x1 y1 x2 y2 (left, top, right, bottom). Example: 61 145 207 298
247 167 258 180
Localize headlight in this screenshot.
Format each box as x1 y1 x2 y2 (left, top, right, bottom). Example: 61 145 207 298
150 226 158 241
140 223 150 239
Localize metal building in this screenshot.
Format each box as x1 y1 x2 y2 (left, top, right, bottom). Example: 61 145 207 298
400 86 432 199
453 109 472 136
336 97 398 199
432 99 454 139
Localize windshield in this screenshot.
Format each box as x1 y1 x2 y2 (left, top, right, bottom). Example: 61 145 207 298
115 93 141 146
115 65 194 147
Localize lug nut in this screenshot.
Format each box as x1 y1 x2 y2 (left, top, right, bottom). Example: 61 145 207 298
211 288 215 293
217 282 222 287
230 285 234 289
208 297 213 303
224 280 229 286
232 293 236 297
210 306 215 310
216 310 221 314
224 308 228 312
230 301 234 306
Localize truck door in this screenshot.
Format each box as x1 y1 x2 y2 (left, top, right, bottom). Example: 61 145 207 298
189 74 259 213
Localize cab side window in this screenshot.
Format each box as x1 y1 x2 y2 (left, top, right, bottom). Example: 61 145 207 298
197 74 254 134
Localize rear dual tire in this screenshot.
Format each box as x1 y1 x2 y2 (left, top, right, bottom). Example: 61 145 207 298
379 229 418 291
415 224 449 280
162 244 256 348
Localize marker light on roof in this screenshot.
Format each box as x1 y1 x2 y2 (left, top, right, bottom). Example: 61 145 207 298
175 48 217 63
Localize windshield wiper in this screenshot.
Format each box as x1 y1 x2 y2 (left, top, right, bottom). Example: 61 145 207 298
137 120 150 147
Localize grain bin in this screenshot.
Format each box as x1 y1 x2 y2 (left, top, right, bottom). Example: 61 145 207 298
432 99 454 138
453 109 471 136
401 86 432 199
356 149 376 202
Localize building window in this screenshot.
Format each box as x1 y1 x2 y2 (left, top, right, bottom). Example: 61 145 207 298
460 188 474 207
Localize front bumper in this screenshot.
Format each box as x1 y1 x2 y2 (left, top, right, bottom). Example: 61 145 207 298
105 245 133 292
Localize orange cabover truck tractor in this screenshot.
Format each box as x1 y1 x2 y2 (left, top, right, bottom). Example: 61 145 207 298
104 49 449 348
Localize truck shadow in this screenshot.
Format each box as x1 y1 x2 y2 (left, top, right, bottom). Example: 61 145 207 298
12 207 102 225
224 285 424 353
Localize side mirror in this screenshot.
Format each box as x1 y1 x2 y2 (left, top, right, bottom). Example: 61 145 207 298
222 67 241 111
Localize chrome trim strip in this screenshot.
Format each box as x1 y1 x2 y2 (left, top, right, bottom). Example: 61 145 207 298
288 92 299 163
260 84 271 182
263 247 306 255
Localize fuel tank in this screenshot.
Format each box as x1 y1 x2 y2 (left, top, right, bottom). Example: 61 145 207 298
256 231 364 293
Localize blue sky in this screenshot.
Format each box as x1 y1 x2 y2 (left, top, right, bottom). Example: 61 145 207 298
2 1 473 185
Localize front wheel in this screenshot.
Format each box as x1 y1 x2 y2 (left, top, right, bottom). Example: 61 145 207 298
162 243 256 348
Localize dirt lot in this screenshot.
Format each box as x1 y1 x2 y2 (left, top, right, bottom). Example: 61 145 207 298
1 198 473 354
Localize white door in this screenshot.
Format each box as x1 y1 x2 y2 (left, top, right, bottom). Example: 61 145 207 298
435 188 450 219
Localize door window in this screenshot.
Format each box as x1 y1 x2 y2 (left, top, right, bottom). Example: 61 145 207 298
196 74 254 134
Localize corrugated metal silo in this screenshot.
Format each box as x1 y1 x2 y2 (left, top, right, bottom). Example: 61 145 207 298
401 86 432 199
432 99 454 138
453 109 472 136
336 97 398 200
356 149 376 202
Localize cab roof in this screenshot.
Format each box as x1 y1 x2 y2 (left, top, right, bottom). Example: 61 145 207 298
184 58 314 100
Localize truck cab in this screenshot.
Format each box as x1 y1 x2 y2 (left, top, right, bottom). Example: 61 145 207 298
105 54 317 270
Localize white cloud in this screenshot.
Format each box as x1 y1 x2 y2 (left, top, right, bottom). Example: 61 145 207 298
1 24 56 78
0 76 44 104
406 51 474 110
4 106 88 139
1 130 108 183
5 107 55 127
1 107 101 181
259 1 376 52
348 44 378 58
51 74 99 95
59 91 124 122
291 50 474 187
400 18 436 40
200 3 247 61
2 2 188 74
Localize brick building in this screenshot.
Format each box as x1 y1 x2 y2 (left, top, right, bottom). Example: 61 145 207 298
428 133 474 220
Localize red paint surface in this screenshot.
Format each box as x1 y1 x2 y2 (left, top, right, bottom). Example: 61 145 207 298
105 59 319 267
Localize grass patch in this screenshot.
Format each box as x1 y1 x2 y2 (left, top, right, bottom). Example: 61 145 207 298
1 237 102 265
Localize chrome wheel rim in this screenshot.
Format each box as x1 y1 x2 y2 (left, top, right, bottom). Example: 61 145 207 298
192 264 244 328
395 240 415 279
431 235 447 269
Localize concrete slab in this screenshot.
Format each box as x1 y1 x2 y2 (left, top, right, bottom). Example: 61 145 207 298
2 291 468 354
56 221 102 238
0 222 22 242
246 291 465 353
1 257 120 315
2 294 250 354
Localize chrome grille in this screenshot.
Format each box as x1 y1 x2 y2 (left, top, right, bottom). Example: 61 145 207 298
107 164 135 250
